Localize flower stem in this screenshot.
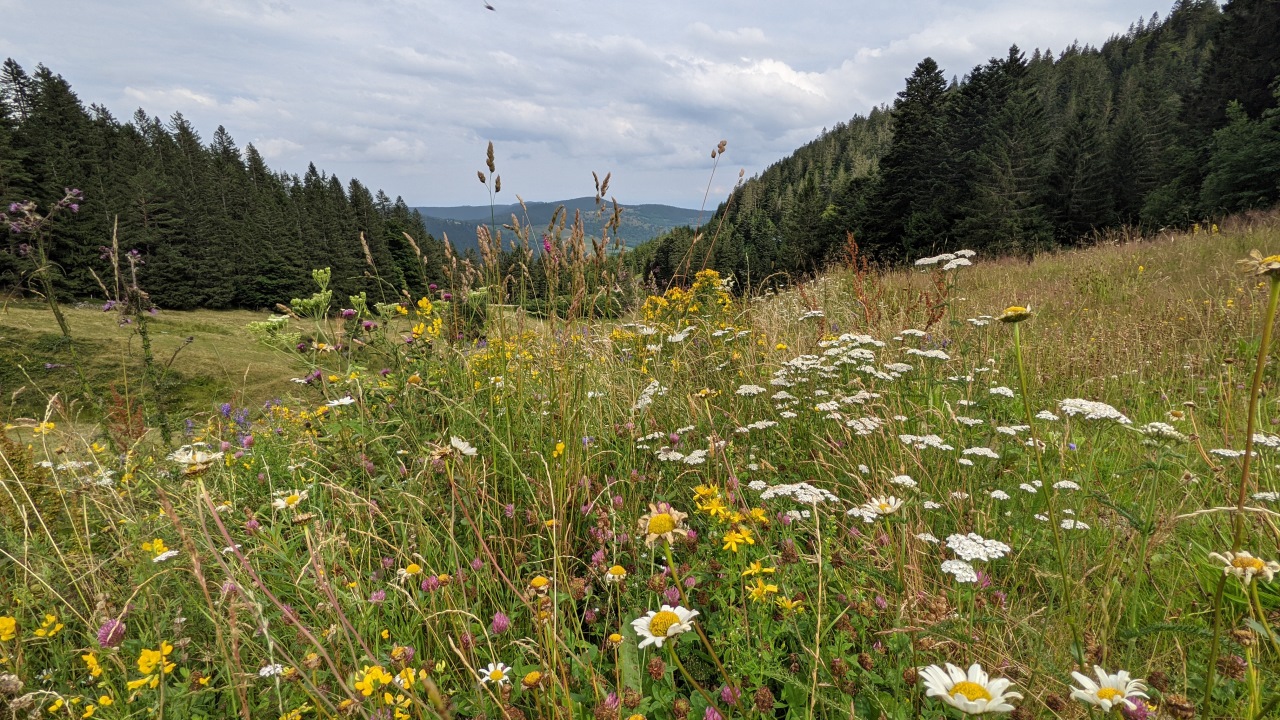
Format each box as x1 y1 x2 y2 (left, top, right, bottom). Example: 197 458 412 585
1012 321 1085 671
664 543 743 716
667 643 723 716
1202 274 1280 720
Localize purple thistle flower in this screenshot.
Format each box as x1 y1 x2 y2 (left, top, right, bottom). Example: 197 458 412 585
369 590 386 604
490 612 510 634
96 618 126 648
664 586 681 604
420 575 441 593
704 706 723 720
720 685 740 704
603 693 620 712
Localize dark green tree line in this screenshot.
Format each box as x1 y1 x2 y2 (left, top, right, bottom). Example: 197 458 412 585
0 62 447 310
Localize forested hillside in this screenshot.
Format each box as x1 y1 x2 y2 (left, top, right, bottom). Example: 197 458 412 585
633 0 1280 288
0 61 447 310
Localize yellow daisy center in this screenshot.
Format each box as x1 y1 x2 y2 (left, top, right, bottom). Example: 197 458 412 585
404 563 421 575
1004 306 1026 315
1097 688 1123 702
608 633 623 643
608 565 626 577
878 502 891 512
530 576 549 589
522 671 542 687
648 610 681 637
1262 255 1280 264
489 668 505 682
285 494 300 506
1232 556 1265 571
647 513 676 535
950 681 992 702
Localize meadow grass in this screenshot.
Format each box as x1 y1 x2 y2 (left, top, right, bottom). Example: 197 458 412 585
1 214 1279 720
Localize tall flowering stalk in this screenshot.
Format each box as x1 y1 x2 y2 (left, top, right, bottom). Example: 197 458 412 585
1002 305 1085 671
1201 252 1280 718
4 189 82 338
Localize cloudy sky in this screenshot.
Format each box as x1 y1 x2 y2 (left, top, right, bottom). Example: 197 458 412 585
3 0 1166 207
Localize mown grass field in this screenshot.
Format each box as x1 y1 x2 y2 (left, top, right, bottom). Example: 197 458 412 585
2 213 1279 720
0 303 303 427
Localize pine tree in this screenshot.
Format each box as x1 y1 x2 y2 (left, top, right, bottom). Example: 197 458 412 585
1200 99 1280 213
866 58 957 262
1046 108 1115 242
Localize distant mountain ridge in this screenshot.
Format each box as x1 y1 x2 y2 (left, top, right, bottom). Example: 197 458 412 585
412 197 704 255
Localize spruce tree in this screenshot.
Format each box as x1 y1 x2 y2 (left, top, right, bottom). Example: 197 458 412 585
866 58 956 262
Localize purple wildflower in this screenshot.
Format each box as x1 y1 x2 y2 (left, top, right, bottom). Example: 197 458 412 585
96 619 126 648
490 612 510 634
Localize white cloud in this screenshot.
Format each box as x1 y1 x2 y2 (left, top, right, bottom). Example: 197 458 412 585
6 0 1161 205
254 137 302 159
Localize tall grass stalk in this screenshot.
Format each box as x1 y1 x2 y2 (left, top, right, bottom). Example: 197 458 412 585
1010 317 1085 672
1201 270 1280 719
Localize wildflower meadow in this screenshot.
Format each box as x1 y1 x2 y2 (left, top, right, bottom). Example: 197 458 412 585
3 209 1280 720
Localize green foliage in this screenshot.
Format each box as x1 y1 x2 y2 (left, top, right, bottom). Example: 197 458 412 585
1201 100 1280 214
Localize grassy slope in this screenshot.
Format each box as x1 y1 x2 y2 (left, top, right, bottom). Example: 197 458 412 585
2 213 1278 719
0 303 304 423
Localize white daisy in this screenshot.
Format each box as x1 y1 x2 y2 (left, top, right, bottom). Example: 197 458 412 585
863 496 903 516
479 661 512 685
450 436 478 456
152 550 180 563
631 605 699 648
272 490 308 510
1208 550 1280 584
1069 666 1148 713
919 663 1021 715
326 396 356 407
